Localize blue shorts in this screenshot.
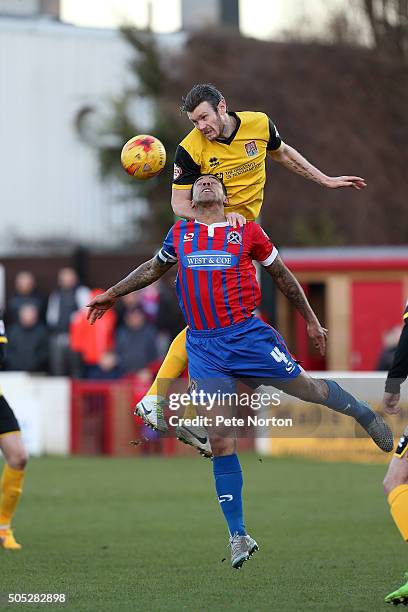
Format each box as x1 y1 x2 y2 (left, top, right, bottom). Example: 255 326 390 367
186 316 301 393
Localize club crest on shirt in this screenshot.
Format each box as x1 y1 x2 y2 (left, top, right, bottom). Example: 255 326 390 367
227 231 242 245
173 164 183 180
244 140 258 157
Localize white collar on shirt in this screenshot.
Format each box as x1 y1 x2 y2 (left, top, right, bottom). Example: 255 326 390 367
193 220 229 237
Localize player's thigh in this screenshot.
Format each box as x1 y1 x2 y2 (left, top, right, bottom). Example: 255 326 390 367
0 395 20 437
384 429 408 493
0 395 27 468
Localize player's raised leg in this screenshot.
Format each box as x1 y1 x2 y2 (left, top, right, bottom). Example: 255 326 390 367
277 372 393 453
0 424 28 550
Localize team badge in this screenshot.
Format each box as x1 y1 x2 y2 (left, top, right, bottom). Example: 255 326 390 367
227 231 242 245
173 164 182 180
244 140 258 157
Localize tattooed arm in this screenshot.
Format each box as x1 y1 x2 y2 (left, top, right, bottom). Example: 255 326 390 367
87 256 174 325
265 255 328 355
268 142 366 190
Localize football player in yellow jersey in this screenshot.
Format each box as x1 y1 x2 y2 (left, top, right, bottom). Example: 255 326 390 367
0 314 27 549
135 83 367 455
383 302 408 605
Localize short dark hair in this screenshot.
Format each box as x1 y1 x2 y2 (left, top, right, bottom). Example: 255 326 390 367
181 83 224 113
192 174 227 197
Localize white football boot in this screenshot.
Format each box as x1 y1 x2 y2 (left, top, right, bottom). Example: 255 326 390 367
134 395 168 433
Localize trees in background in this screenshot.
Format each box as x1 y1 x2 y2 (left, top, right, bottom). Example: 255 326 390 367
78 20 408 247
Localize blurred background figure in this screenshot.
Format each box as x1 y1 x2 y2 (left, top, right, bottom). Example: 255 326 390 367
377 325 403 371
6 304 49 373
116 287 159 327
155 273 186 356
83 350 123 380
115 306 158 376
46 267 90 376
69 289 118 378
7 271 45 324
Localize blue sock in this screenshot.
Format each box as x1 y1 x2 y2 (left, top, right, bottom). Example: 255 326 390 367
322 380 375 427
213 454 246 536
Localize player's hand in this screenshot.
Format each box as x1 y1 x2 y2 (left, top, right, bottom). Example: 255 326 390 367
325 176 367 190
87 292 117 325
306 321 328 356
382 391 401 415
226 212 247 228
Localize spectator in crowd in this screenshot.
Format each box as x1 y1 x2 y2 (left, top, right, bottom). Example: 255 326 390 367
115 306 158 375
6 304 49 372
84 351 123 380
7 271 45 324
377 325 402 371
69 289 117 378
46 267 90 376
116 288 159 327
156 272 186 354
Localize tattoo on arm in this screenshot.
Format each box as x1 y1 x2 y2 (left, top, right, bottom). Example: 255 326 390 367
266 256 316 322
109 257 173 298
274 144 328 185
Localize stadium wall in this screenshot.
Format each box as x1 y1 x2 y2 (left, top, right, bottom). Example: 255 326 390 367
0 372 401 463
0 17 140 251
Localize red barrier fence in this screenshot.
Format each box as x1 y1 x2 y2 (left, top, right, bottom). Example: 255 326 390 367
71 378 178 457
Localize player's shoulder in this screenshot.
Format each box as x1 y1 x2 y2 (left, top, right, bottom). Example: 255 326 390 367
179 128 206 159
245 221 272 239
171 219 184 232
236 111 270 140
236 111 269 126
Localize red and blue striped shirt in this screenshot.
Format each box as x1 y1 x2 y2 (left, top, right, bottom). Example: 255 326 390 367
157 220 278 331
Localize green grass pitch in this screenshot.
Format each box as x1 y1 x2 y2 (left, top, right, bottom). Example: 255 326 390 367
0 453 404 611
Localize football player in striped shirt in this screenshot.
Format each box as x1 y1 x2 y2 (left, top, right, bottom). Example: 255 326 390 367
382 302 408 605
87 174 391 569
0 314 28 550
137 83 367 455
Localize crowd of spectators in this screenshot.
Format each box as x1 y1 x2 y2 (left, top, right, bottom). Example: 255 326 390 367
1 267 185 380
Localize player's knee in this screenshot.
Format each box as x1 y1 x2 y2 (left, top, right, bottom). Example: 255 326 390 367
8 449 28 471
211 435 234 457
297 378 327 404
383 469 407 496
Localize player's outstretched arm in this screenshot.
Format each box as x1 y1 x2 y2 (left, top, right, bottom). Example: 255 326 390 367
265 255 328 355
87 257 174 325
269 143 367 190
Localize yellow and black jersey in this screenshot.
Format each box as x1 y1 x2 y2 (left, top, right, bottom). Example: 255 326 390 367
172 111 282 221
385 299 408 394
0 317 17 434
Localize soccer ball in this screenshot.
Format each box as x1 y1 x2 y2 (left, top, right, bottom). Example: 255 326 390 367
120 134 166 180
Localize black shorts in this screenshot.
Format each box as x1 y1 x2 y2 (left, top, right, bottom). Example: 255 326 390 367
394 425 408 458
0 395 20 436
